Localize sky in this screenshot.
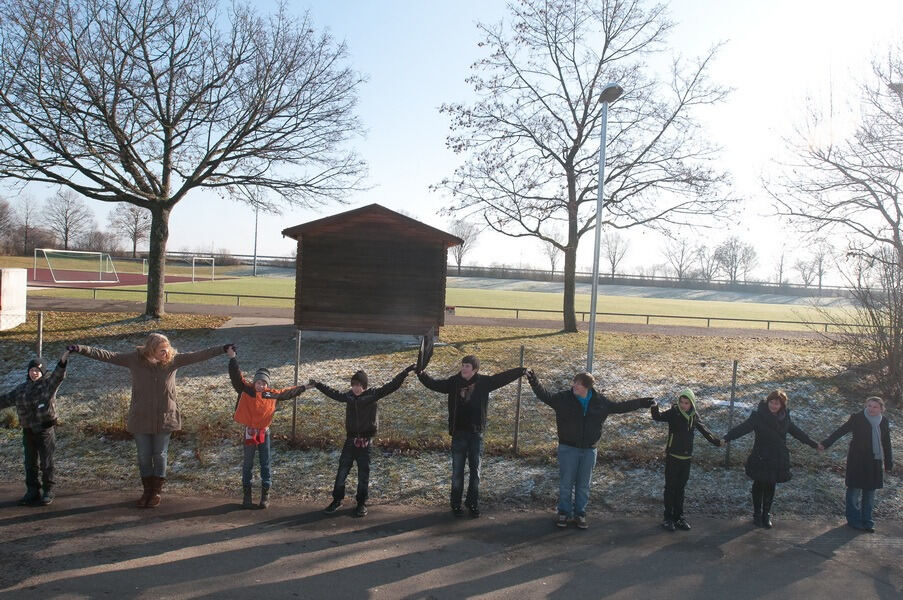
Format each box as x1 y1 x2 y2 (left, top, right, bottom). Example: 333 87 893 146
9 0 903 282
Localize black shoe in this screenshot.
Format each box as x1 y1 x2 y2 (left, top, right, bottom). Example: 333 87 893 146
323 499 342 514
39 490 54 506
674 518 691 531
258 487 270 509
661 519 676 532
465 502 480 518
762 513 773 529
241 485 253 509
864 526 875 533
556 513 568 528
18 488 41 506
451 506 465 517
753 512 763 527
354 503 368 518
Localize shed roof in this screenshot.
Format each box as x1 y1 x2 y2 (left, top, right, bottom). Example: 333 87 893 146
281 203 463 248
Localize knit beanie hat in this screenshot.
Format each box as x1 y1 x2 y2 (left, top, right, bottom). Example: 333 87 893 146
27 358 45 379
351 370 368 389
253 368 271 386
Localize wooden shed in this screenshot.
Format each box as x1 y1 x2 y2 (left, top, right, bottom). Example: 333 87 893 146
281 204 462 335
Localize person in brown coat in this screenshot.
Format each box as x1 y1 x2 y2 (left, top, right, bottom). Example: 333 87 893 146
68 333 230 507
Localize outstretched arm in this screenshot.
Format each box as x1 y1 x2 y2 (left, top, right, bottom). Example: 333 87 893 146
788 420 818 449
272 385 307 402
607 396 655 414
227 356 252 394
723 413 757 443
69 344 132 367
171 345 229 368
416 371 451 394
41 351 70 393
525 370 555 407
695 418 722 446
369 364 417 401
820 416 853 450
312 381 349 403
486 367 527 392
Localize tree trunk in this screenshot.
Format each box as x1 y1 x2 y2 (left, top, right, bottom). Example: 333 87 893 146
562 243 577 332
132 236 137 259
145 206 171 318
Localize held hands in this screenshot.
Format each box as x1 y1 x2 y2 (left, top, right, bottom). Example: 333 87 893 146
222 343 237 354
640 397 655 408
525 369 538 385
403 363 417 375
817 443 825 453
66 344 79 353
226 347 236 359
307 378 318 387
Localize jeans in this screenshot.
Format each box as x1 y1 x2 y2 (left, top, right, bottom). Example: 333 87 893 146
133 433 171 477
845 487 876 529
333 437 371 503
242 430 272 488
451 432 483 509
23 427 56 492
557 443 597 517
663 455 692 520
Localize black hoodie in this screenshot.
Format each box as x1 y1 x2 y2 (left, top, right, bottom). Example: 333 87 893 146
417 367 525 435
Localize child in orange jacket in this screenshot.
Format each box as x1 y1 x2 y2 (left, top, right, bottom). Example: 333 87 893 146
226 345 307 508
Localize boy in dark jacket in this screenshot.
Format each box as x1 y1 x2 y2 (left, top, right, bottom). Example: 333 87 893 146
526 369 653 529
416 355 526 517
311 365 415 517
0 349 70 506
651 388 722 532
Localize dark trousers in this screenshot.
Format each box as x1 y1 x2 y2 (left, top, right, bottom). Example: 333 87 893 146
332 437 371 504
752 480 776 514
23 427 55 492
451 431 483 509
663 455 692 520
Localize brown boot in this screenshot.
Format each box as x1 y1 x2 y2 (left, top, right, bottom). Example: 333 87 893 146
137 477 154 508
146 476 164 508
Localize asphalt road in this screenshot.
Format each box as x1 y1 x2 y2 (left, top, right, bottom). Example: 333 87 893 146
1 484 900 599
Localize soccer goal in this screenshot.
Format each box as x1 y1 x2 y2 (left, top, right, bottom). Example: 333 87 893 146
191 256 215 282
33 248 120 284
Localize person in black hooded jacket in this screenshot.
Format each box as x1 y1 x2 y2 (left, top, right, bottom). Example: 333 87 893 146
526 369 653 529
416 355 526 518
0 349 70 506
722 389 818 529
651 388 722 532
311 365 415 517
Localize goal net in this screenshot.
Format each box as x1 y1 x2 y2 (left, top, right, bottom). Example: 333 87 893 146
191 256 215 282
33 248 120 284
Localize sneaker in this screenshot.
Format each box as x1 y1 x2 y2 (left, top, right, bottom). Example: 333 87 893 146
863 526 875 533
451 506 465 518
575 515 588 530
661 519 676 532
322 499 342 514
465 502 480 518
18 489 41 506
40 490 54 506
674 518 691 531
556 513 568 528
354 503 368 518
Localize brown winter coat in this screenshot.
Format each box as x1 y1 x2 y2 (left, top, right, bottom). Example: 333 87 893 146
76 344 224 434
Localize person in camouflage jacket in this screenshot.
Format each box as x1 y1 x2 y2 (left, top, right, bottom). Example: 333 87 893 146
0 349 70 506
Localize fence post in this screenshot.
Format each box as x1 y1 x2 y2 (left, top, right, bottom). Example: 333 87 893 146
724 359 738 467
36 311 43 358
513 345 524 456
292 328 301 442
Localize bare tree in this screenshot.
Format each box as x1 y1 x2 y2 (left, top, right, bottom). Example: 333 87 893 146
448 219 481 275
541 227 565 278
0 0 365 317
80 229 123 255
108 204 152 258
794 258 816 287
0 197 12 251
774 251 787 285
663 237 695 281
696 244 718 282
44 189 94 250
15 195 43 255
811 242 833 290
602 231 629 278
713 237 757 284
435 0 732 332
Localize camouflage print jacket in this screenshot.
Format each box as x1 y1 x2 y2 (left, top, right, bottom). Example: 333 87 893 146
0 359 67 432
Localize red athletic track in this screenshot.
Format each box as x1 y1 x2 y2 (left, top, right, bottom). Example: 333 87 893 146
28 268 213 288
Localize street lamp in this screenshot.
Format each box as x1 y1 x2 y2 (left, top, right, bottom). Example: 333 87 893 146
586 82 624 373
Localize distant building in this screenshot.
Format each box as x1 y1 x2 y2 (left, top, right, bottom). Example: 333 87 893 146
281 204 462 336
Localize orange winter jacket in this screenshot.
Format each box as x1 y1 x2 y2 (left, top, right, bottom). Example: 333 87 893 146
228 358 306 429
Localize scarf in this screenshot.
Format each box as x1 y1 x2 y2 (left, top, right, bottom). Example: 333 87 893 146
864 410 884 460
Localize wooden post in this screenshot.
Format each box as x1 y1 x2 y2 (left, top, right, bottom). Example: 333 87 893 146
513 345 524 455
724 359 738 467
292 328 301 442
36 311 43 358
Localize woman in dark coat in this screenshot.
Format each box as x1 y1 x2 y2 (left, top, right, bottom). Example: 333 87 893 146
722 390 818 528
820 396 893 533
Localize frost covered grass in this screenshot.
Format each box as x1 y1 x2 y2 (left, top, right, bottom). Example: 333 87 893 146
0 316 899 519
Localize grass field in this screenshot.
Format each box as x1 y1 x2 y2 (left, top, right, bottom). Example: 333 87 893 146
21 270 855 331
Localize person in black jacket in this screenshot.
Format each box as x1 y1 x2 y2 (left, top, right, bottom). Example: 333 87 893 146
820 396 894 533
651 388 722 532
311 365 415 517
526 369 653 529
722 389 819 529
416 355 526 518
0 350 70 506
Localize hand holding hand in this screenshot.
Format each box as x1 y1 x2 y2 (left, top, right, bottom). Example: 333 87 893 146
222 343 236 354
66 344 79 353
307 378 317 387
817 443 825 452
641 397 655 408
403 363 417 375
226 347 236 359
525 369 537 385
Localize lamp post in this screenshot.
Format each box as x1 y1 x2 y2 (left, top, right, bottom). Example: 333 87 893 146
586 82 624 373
